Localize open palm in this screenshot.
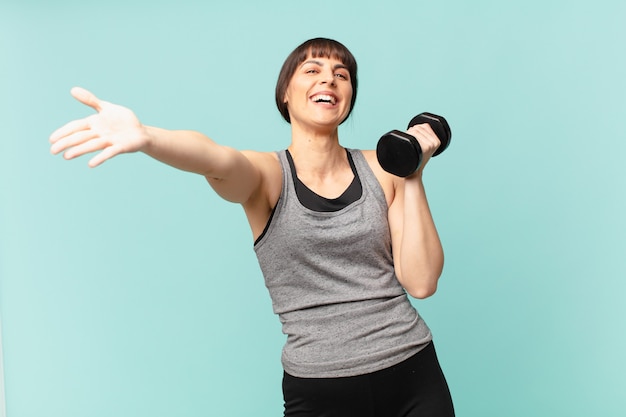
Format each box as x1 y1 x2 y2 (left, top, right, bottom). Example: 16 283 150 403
50 87 149 167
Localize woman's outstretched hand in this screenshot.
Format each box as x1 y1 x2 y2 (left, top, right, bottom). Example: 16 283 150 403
49 87 149 167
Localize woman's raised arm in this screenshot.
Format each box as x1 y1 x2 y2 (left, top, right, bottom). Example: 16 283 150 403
387 123 445 299
49 87 263 204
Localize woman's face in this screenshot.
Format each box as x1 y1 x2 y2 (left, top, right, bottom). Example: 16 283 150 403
283 54 353 131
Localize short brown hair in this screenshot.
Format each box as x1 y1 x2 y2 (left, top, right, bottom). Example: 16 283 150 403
275 38 358 124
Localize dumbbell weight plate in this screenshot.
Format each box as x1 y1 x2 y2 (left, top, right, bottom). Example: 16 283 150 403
376 130 423 177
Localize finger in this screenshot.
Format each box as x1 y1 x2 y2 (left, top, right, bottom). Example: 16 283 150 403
408 127 440 155
49 118 91 143
409 125 440 145
88 144 124 168
408 123 435 138
70 86 103 112
420 135 441 155
50 130 98 155
62 137 108 160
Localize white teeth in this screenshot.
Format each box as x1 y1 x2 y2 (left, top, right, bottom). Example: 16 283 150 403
312 94 336 104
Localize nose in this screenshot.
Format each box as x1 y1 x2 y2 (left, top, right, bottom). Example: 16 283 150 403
320 69 336 86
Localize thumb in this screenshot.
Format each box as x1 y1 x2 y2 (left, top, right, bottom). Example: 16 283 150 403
70 86 103 112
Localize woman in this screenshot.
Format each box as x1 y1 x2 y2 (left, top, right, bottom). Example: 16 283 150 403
50 38 455 417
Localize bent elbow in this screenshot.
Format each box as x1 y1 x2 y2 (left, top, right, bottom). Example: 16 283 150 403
406 283 438 299
396 263 443 299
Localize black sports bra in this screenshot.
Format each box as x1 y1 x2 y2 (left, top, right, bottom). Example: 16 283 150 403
286 149 363 212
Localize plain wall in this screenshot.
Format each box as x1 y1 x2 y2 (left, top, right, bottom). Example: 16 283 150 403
1 0 625 416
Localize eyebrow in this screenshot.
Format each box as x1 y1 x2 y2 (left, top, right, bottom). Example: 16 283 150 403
302 59 349 70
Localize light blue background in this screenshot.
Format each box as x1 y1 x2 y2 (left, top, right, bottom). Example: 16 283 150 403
1 1 625 416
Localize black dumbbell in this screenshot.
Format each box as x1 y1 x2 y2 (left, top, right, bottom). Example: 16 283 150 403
376 112 451 177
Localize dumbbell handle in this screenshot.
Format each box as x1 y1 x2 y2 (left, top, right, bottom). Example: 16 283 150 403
376 112 451 177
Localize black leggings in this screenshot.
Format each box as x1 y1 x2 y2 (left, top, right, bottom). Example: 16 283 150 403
282 342 454 417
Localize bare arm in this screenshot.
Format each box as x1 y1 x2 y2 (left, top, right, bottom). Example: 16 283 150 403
387 123 444 299
49 87 261 204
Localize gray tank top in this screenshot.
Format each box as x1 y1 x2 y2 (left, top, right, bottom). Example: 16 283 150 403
254 149 432 378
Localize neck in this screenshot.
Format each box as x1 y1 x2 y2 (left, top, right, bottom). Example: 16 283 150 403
288 123 347 178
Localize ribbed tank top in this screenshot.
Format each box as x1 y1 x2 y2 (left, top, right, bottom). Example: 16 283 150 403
254 149 432 378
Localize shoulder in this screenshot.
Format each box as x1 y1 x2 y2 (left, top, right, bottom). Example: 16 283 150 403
241 149 280 170
241 150 282 205
359 149 398 207
241 148 281 179
238 150 284 240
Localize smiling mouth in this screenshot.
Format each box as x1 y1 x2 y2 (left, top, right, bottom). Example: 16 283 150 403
311 94 337 105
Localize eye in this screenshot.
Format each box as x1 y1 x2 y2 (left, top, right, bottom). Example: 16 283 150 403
335 72 348 80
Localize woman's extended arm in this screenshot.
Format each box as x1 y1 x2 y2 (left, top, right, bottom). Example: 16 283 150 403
387 124 444 299
49 87 261 204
